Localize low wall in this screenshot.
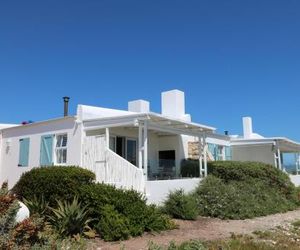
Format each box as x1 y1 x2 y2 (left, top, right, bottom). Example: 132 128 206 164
289 175 300 187
146 178 201 205
145 175 300 205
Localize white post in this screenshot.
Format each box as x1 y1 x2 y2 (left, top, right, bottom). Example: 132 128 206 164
105 127 110 183
198 135 203 177
143 121 148 179
221 146 226 161
277 148 282 170
297 153 300 175
203 135 207 177
105 128 110 149
273 143 278 168
138 122 143 169
294 153 299 175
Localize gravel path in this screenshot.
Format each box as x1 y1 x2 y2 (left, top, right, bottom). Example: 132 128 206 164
89 208 300 250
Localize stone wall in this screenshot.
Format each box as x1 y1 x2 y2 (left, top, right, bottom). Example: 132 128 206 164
188 141 214 161
188 141 199 159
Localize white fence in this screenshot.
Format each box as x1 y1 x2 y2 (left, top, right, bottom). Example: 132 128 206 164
105 149 145 192
82 135 145 193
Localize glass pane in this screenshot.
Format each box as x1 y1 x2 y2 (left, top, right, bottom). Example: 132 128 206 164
62 149 67 163
56 149 61 163
56 135 62 147
109 137 116 152
126 140 137 165
62 135 68 147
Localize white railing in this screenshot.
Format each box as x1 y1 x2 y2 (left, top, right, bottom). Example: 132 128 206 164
103 149 145 193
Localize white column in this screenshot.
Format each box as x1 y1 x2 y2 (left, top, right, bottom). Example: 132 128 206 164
222 146 226 161
105 128 110 149
138 122 143 169
105 127 110 183
143 121 148 179
198 135 203 177
277 148 282 170
297 154 300 175
273 143 278 168
203 135 207 177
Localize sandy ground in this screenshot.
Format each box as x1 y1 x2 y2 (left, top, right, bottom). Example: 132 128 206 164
88 208 300 250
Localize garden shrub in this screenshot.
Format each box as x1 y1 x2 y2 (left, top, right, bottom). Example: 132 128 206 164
195 161 300 219
12 216 51 247
78 183 173 238
13 166 95 206
0 183 55 249
144 205 176 232
207 161 297 201
0 183 19 248
163 189 198 220
96 204 130 241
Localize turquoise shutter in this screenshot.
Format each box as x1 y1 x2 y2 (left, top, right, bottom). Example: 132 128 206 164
208 143 217 160
225 146 232 160
40 135 54 166
18 138 30 167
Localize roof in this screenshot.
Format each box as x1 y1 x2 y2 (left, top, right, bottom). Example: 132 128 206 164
231 137 300 152
0 116 75 132
82 112 216 136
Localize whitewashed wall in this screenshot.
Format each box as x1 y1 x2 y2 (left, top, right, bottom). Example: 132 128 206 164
290 175 300 187
231 144 275 165
146 178 201 205
0 117 82 188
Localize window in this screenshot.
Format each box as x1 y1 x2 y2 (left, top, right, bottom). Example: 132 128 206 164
109 136 116 151
126 139 137 165
55 134 68 164
18 138 30 167
40 135 54 166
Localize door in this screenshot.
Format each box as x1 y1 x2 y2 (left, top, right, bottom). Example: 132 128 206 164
126 138 137 165
83 135 106 182
40 135 54 166
116 136 125 157
158 150 176 177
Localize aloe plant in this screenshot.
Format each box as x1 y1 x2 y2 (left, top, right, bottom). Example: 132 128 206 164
23 195 49 217
48 197 92 237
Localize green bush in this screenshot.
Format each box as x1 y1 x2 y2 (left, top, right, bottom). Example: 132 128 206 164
48 197 92 237
163 189 198 220
144 205 175 232
207 161 297 201
78 183 173 237
194 161 300 219
96 204 130 241
180 159 199 177
13 166 95 206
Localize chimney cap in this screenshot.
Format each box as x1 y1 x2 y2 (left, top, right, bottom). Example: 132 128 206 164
63 96 70 101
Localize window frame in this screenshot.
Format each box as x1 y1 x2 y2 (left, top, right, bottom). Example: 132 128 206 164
54 133 68 165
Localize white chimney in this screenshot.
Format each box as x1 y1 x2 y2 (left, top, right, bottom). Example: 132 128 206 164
128 100 150 113
243 117 253 139
161 89 186 119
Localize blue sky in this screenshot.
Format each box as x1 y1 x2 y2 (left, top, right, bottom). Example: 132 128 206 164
0 0 299 139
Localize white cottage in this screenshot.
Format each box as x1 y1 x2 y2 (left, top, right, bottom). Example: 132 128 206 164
1 90 300 203
0 90 230 204
231 117 300 174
